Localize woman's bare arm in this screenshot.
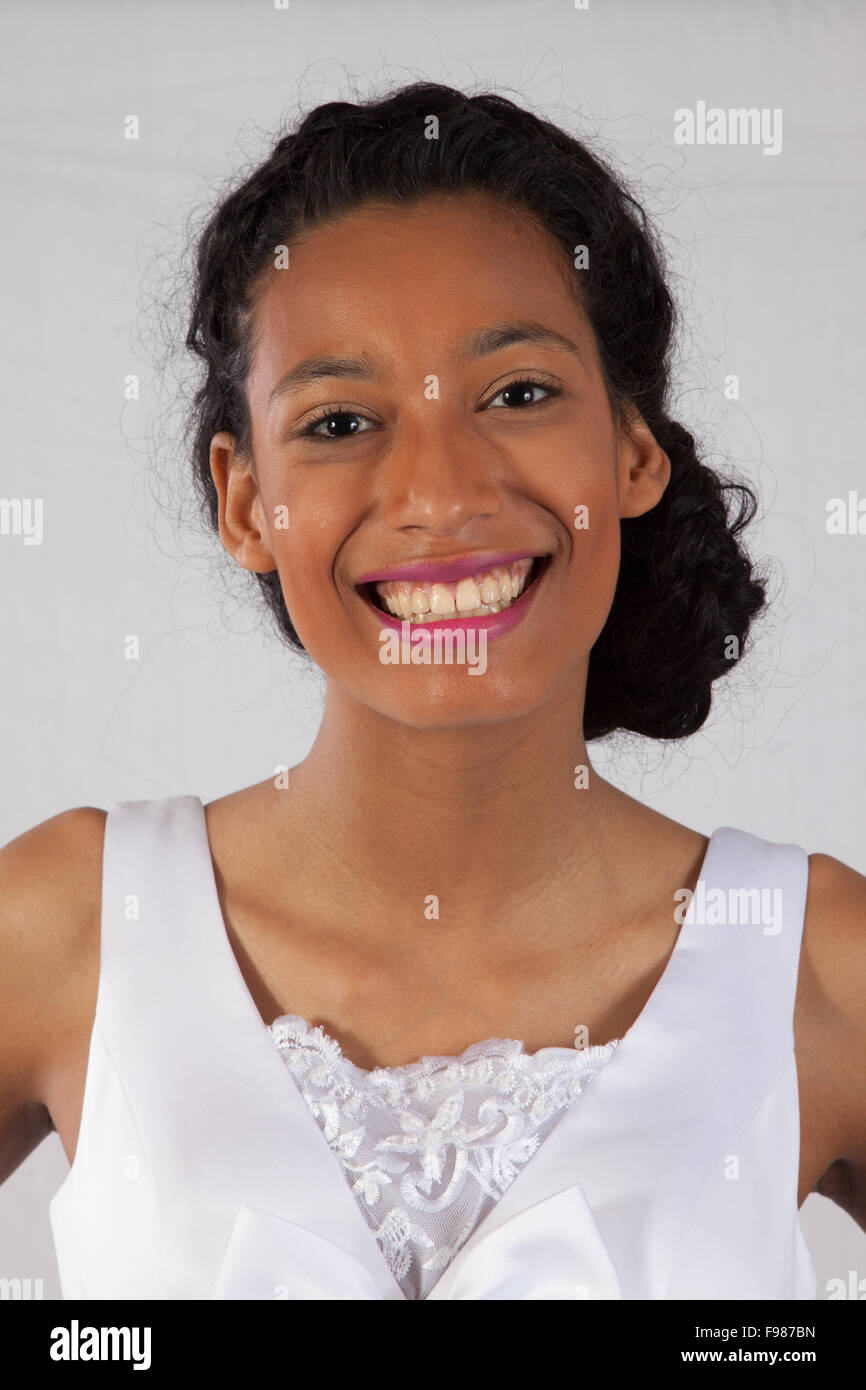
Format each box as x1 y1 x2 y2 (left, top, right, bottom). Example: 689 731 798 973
800 851 866 1231
0 807 104 1185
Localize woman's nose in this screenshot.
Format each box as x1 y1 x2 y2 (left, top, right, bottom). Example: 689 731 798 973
378 407 503 534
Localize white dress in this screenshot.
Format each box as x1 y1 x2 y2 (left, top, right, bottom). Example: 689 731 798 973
48 794 817 1300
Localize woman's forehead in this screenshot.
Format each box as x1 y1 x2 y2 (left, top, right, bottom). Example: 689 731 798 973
245 197 591 392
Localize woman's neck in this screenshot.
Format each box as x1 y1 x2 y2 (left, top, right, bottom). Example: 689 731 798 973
279 679 635 947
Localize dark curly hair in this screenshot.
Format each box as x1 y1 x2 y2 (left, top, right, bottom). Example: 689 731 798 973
184 80 768 741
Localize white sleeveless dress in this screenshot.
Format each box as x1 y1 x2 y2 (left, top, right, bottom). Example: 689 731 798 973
48 794 818 1300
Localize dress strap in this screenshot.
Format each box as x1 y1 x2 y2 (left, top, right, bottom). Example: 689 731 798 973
682 825 809 1056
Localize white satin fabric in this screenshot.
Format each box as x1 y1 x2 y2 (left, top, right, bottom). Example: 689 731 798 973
49 795 817 1300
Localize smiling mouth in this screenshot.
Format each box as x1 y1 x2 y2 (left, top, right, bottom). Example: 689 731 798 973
359 555 550 623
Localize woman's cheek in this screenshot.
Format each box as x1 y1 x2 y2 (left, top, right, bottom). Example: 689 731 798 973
569 485 623 636
256 473 341 625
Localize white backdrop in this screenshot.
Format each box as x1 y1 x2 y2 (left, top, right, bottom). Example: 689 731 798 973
1 0 864 1298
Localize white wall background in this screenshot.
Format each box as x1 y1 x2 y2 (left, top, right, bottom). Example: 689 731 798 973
1 0 864 1298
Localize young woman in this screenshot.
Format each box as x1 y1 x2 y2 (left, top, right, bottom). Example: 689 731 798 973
2 81 865 1302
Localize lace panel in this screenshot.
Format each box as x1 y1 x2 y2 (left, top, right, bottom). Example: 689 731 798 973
270 1014 620 1300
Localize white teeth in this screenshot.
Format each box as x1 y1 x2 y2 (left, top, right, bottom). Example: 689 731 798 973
455 577 482 612
480 573 499 604
372 556 539 622
404 602 503 623
429 583 456 616
410 586 430 614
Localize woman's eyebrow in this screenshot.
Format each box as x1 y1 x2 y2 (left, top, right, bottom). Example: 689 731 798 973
269 354 380 410
268 320 584 411
457 320 585 368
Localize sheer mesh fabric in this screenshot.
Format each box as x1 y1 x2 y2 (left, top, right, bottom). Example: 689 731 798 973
270 1014 620 1300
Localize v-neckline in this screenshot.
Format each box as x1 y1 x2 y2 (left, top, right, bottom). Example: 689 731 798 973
193 795 717 1298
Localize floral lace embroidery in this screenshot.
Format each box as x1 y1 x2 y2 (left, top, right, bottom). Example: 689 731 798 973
270 1014 620 1300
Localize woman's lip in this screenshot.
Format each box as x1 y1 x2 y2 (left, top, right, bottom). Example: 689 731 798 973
360 555 549 640
356 549 546 586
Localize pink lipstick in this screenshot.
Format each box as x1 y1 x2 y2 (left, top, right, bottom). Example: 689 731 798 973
356 549 545 586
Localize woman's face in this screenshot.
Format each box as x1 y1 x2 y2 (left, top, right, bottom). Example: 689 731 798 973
210 191 669 730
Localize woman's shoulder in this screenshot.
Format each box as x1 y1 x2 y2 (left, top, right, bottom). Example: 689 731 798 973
0 807 106 1168
798 849 866 1064
796 848 866 1220
0 803 107 937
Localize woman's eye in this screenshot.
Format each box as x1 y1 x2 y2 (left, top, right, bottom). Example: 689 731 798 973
485 378 559 410
299 377 559 440
301 409 375 440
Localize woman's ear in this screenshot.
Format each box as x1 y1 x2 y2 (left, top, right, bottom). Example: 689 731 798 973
615 407 671 520
209 431 278 573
